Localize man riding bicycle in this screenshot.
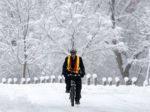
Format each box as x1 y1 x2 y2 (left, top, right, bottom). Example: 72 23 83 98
62 48 85 104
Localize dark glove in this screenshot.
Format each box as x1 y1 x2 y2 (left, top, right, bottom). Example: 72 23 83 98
80 73 84 78
80 71 85 78
62 73 68 78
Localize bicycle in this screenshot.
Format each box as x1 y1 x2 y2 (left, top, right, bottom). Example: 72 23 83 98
68 74 80 107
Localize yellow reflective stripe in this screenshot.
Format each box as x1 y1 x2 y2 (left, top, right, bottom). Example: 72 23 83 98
73 56 80 74
76 56 80 73
68 55 70 67
67 55 71 71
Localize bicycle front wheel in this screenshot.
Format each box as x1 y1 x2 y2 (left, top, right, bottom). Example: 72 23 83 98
70 86 75 106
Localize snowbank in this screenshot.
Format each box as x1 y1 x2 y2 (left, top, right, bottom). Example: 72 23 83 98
0 84 150 112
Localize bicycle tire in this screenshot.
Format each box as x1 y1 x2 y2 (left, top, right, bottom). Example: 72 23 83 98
70 86 75 106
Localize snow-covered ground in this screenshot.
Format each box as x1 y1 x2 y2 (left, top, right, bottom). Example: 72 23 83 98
0 83 150 112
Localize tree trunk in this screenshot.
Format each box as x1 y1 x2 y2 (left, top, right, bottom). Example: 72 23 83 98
23 62 27 78
22 7 30 78
113 48 145 78
111 0 115 29
23 33 27 78
113 50 125 77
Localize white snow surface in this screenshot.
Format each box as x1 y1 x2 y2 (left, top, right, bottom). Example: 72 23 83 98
0 83 150 112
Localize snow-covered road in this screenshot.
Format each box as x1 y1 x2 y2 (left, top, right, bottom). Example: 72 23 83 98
0 83 150 112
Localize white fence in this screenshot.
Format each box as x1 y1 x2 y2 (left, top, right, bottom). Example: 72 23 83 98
0 74 144 86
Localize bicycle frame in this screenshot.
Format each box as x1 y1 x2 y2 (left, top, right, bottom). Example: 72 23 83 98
68 74 80 107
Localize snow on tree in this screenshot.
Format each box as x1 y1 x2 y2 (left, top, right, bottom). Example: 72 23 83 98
0 0 149 85
106 0 150 81
0 0 44 78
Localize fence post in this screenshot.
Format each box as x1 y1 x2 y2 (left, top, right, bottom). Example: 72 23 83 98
102 77 107 86
92 74 98 85
51 75 56 83
86 74 91 85
62 76 65 83
58 75 63 83
115 77 120 86
26 78 31 84
21 78 26 84
2 78 6 84
131 77 137 85
40 76 45 83
45 76 50 83
108 77 112 86
143 80 148 86
13 78 18 84
34 77 39 84
8 78 13 84
124 77 129 85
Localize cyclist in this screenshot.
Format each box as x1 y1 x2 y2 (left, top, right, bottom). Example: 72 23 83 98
62 48 85 104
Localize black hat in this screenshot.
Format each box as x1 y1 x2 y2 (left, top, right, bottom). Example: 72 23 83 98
70 49 77 53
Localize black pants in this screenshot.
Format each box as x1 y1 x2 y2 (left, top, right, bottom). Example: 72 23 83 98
65 77 82 101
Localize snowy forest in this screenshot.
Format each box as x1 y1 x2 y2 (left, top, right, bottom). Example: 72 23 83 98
0 0 150 85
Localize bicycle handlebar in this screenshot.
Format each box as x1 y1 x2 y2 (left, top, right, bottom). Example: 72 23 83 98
67 74 80 77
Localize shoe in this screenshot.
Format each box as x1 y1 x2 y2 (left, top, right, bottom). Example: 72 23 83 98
65 90 70 93
75 100 80 105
